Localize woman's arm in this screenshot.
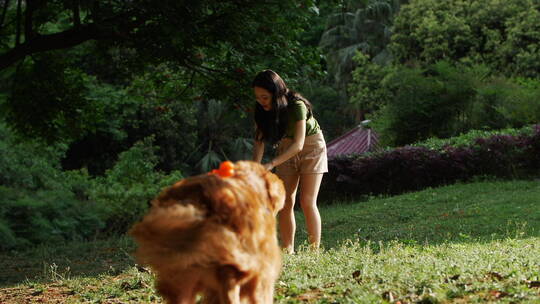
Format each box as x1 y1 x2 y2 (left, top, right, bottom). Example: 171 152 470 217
265 119 306 170
253 140 265 163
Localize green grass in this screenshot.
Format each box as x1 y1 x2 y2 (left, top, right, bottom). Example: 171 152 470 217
1 180 539 303
280 238 540 303
305 179 540 249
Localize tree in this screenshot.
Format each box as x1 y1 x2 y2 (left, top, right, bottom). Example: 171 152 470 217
391 0 540 77
0 1 314 70
0 0 321 141
347 51 394 121
319 0 404 90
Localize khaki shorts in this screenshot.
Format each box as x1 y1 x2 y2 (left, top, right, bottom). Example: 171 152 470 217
275 132 328 176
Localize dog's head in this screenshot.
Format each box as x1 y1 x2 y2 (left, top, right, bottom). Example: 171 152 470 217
136 161 285 235
226 160 285 215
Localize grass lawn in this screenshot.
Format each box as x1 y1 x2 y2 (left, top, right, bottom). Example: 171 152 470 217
1 180 539 303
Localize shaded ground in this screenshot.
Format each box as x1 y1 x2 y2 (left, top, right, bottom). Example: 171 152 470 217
0 238 136 287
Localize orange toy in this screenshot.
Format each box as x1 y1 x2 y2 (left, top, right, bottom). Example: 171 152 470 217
209 161 235 178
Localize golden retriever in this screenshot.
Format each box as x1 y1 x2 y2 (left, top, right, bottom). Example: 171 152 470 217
129 161 285 304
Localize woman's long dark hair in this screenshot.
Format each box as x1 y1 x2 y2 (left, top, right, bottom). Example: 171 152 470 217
252 70 313 145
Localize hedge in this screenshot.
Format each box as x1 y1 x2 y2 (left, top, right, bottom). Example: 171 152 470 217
322 125 540 200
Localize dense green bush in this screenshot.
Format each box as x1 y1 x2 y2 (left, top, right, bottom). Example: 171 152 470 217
348 52 394 116
0 123 102 250
89 137 183 234
412 126 536 150
470 77 515 130
61 65 258 176
3 54 96 142
371 61 476 146
496 78 540 126
467 76 540 131
0 184 104 249
0 123 183 250
358 60 540 147
391 0 540 77
61 71 200 175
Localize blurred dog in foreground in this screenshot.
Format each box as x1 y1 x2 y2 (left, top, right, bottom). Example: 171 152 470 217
130 161 285 304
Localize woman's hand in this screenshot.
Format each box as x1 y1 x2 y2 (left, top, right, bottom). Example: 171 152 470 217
263 161 274 171
265 120 305 171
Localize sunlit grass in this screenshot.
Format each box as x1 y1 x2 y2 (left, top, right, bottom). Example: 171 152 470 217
279 237 540 303
296 179 540 249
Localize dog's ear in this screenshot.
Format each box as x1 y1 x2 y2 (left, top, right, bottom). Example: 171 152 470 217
233 160 285 214
154 174 238 218
154 176 206 206
263 171 285 214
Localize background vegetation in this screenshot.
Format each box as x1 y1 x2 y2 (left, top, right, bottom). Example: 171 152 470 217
0 0 332 248
0 0 539 282
1 1 539 303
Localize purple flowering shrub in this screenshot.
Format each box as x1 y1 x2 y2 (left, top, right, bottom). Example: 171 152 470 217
322 126 540 198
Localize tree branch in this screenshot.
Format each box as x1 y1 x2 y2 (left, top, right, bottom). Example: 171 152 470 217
0 0 10 30
1 8 145 71
176 70 196 98
184 57 228 75
24 0 36 40
72 0 80 27
0 23 101 70
15 0 21 45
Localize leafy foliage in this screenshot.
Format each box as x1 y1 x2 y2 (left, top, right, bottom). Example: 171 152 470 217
0 0 323 146
363 61 540 147
3 54 94 142
347 51 394 118
89 137 183 234
372 61 477 146
299 79 355 141
0 122 182 250
494 77 540 126
412 125 535 150
0 122 101 250
320 0 404 90
391 0 540 77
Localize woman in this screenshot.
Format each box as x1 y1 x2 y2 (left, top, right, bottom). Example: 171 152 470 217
251 69 328 253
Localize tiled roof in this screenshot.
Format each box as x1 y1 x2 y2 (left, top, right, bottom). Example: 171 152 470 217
327 126 378 158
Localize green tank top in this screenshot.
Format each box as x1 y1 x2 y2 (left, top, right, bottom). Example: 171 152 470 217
284 100 321 139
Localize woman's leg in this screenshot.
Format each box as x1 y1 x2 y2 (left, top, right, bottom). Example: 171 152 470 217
277 174 300 254
299 173 324 249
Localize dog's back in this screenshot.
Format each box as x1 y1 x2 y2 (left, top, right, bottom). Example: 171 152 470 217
130 161 285 304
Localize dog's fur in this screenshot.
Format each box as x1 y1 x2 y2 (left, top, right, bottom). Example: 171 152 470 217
129 161 285 304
